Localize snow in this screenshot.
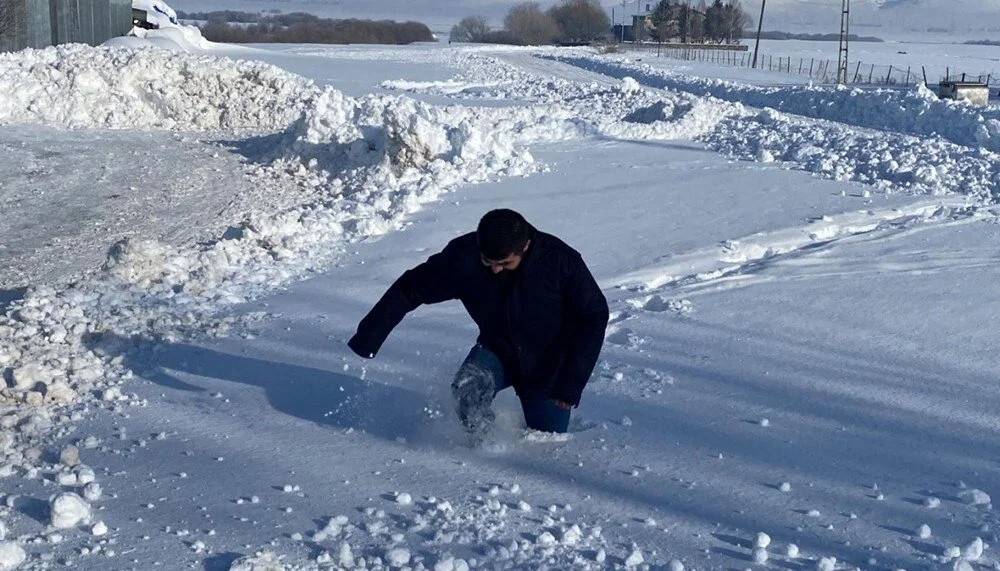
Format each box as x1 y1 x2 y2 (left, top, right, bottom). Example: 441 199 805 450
0 542 26 571
48 493 91 529
1 37 1000 571
959 488 992 506
385 547 410 567
229 551 285 571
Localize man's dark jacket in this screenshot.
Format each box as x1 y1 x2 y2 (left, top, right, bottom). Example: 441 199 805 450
348 228 609 406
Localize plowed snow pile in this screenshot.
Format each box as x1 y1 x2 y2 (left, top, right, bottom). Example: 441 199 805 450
0 44 318 131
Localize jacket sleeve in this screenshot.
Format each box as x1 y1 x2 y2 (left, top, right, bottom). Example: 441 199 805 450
348 243 462 358
551 255 609 406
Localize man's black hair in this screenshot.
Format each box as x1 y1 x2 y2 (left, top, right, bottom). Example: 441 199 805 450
477 209 532 260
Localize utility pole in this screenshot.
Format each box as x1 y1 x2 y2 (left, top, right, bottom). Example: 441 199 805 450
752 0 766 69
837 0 850 84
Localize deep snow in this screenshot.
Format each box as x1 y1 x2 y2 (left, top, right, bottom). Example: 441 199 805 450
1 38 1000 571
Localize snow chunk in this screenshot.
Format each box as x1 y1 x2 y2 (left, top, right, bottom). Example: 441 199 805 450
59 445 80 467
536 532 557 547
753 547 769 564
229 551 285 571
386 548 411 567
337 542 354 567
82 483 102 502
755 532 771 548
816 557 837 571
779 482 792 493
625 548 644 567
786 544 799 558
959 489 991 506
621 77 642 93
961 537 984 561
0 541 26 571
91 521 108 536
916 524 931 539
561 524 583 545
49 492 91 529
924 497 941 508
395 492 412 506
669 560 684 571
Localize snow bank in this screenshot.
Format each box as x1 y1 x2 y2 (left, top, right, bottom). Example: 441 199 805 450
104 25 215 53
551 52 1000 153
706 107 1000 202
0 45 317 131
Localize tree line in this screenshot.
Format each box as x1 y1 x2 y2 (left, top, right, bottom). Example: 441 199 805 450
178 11 434 45
646 0 749 44
451 0 749 46
451 0 610 46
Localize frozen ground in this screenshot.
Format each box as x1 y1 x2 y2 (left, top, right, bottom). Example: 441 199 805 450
1 37 1000 571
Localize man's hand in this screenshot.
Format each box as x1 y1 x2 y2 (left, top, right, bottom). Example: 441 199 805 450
347 336 375 359
552 399 573 410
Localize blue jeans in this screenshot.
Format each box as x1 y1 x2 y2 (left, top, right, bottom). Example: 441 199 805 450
452 345 571 434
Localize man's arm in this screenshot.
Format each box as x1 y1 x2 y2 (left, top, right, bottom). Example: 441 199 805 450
348 243 462 358
550 255 609 407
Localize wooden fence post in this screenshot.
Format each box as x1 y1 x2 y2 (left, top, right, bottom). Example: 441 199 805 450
886 65 893 84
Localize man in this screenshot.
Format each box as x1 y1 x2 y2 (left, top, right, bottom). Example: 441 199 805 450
348 209 609 440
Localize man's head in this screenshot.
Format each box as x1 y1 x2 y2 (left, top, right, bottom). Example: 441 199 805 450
477 209 532 274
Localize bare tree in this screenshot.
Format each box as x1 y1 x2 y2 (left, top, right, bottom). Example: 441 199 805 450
450 15 491 43
547 0 610 43
504 2 560 45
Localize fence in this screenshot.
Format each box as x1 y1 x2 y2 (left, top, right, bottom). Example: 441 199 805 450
621 42 1000 88
0 0 133 52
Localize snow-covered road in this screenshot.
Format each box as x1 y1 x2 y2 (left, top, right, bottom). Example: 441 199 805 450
1 40 999 571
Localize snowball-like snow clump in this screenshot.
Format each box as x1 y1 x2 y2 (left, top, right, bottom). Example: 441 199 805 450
0 542 26 571
753 547 769 564
916 524 931 539
786 544 800 558
755 532 771 548
49 493 91 529
959 489 991 506
386 548 411 567
816 556 837 571
669 560 684 571
961 537 984 561
229 551 285 571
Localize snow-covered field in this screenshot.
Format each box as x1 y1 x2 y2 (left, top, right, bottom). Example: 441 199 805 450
2 28 1000 571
